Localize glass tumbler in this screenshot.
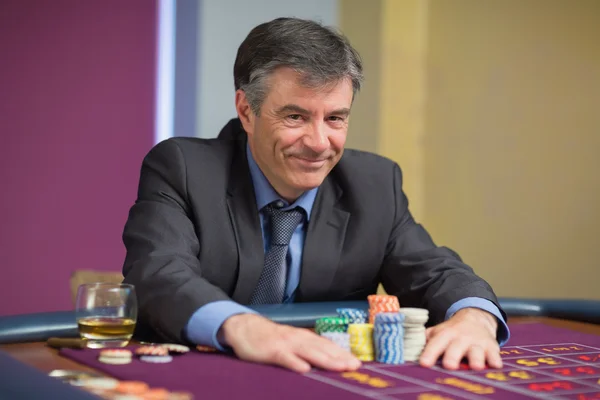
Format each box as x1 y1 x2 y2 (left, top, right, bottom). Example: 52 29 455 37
75 283 137 348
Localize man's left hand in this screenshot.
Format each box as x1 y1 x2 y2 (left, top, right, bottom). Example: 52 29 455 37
419 308 502 371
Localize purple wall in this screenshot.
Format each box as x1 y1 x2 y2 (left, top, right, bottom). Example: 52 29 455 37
0 0 157 315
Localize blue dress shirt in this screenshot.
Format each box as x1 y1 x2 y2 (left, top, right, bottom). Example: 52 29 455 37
185 145 510 350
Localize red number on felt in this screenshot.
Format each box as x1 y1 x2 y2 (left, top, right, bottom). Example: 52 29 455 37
555 367 597 376
577 393 600 400
576 367 598 375
529 382 573 392
554 368 572 376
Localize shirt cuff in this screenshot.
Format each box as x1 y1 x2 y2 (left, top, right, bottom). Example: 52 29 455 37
445 297 511 346
184 300 258 351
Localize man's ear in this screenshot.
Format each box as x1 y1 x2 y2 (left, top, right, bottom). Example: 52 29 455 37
235 89 255 135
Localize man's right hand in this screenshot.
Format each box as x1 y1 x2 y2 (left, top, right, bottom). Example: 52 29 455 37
219 313 361 373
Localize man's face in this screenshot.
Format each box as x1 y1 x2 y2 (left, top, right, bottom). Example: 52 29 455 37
240 67 353 202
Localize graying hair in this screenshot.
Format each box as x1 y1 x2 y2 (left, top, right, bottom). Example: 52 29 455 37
234 17 364 115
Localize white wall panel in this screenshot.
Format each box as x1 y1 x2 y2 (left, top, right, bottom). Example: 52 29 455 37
196 0 338 138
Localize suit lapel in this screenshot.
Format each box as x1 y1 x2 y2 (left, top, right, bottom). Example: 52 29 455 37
226 140 265 304
296 176 350 301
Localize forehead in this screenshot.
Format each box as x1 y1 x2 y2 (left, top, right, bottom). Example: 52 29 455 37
264 67 353 110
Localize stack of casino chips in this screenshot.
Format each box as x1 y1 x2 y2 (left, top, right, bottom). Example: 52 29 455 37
373 312 405 364
316 317 351 351
348 323 375 361
367 295 400 324
317 299 430 366
336 308 367 325
315 317 348 334
97 349 133 365
132 344 190 364
398 308 429 362
320 332 351 352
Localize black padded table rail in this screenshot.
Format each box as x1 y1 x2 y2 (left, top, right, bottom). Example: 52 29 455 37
1 298 599 344
0 350 99 400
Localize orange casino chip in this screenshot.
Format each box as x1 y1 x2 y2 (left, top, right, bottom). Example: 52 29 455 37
116 381 150 395
168 392 194 400
142 388 170 400
368 298 400 323
370 303 400 312
369 304 400 322
196 345 217 352
367 295 400 308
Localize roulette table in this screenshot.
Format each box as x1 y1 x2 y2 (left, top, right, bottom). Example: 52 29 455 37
1 299 600 399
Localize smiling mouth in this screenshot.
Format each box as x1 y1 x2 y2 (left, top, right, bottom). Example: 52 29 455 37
289 156 328 168
295 156 327 163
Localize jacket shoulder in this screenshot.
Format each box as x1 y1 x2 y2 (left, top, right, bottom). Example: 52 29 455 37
146 137 238 167
152 136 235 155
335 148 400 183
340 148 398 167
330 148 405 212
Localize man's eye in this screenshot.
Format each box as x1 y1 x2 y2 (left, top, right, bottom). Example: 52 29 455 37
328 116 344 122
288 114 302 121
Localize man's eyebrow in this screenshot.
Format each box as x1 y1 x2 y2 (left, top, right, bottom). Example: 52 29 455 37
275 104 312 115
274 105 351 117
328 108 351 117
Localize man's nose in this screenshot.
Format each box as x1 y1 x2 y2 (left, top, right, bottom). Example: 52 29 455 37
303 122 329 154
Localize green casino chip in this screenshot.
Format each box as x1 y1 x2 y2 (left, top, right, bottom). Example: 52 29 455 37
315 317 349 334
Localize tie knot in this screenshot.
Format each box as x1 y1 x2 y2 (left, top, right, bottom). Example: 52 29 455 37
264 203 304 245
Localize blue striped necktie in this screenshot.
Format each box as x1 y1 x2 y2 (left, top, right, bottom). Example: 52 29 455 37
249 202 304 304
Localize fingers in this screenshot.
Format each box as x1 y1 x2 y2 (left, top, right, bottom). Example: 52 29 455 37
441 338 471 370
442 339 503 371
315 336 362 369
425 327 434 341
291 330 360 371
420 325 502 371
466 345 486 370
299 344 359 371
486 344 503 369
272 347 312 373
419 328 452 367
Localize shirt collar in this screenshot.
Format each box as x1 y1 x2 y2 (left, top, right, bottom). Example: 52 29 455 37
246 143 318 220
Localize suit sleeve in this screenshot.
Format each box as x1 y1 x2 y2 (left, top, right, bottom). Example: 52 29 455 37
121 139 231 342
380 164 507 327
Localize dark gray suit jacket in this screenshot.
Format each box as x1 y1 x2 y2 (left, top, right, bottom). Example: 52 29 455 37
122 119 505 342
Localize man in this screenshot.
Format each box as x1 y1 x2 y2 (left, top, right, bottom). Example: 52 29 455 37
122 17 509 374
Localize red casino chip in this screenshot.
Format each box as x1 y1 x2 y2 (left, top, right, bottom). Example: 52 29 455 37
135 346 168 357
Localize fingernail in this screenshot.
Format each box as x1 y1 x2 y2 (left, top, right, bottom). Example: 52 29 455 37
348 358 360 368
